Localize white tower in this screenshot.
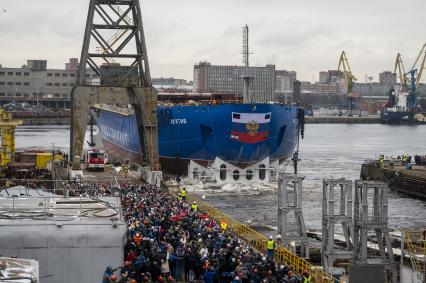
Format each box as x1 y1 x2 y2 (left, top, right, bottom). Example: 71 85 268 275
242 25 254 103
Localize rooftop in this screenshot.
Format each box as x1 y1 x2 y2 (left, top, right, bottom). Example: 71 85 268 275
0 257 39 283
0 187 123 226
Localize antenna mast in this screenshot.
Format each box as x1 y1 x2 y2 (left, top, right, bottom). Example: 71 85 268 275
242 25 254 103
242 25 250 67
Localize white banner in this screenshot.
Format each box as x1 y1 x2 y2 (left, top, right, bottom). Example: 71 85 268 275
232 112 271 124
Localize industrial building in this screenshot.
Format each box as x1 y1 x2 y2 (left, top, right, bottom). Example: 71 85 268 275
300 81 341 96
379 71 397 86
275 70 297 93
193 62 276 102
319 70 344 84
0 186 127 283
0 59 98 108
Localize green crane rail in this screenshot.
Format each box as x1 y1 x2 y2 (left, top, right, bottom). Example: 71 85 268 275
187 194 346 283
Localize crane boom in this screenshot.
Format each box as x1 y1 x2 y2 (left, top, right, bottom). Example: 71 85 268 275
338 51 357 95
394 53 408 90
415 45 426 84
410 43 426 73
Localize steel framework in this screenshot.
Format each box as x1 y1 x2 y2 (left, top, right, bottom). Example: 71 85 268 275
322 178 353 272
278 173 309 258
70 0 160 172
77 0 151 86
352 180 396 283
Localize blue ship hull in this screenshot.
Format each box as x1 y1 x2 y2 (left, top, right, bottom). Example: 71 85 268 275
93 104 301 173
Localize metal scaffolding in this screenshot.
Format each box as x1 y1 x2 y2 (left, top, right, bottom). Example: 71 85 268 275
278 173 309 257
322 178 354 272
352 180 396 283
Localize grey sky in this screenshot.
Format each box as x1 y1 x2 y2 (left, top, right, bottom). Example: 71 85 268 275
0 0 424 82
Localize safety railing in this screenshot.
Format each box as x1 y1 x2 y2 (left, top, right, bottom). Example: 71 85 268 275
187 194 345 283
404 230 426 273
93 104 133 115
0 178 135 196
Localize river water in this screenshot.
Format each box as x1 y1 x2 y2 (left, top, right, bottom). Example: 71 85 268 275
15 124 426 232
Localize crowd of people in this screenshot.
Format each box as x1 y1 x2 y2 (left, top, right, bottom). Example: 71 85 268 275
378 153 426 169
74 182 311 283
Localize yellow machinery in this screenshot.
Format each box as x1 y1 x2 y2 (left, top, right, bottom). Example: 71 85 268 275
410 43 426 85
35 152 54 170
394 53 408 90
338 51 357 95
394 44 426 109
394 44 426 90
0 109 23 167
403 230 426 277
338 51 359 116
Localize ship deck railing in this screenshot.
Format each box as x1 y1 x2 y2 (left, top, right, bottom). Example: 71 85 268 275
93 103 133 115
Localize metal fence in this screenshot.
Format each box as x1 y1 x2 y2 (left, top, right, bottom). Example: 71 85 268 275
0 178 134 195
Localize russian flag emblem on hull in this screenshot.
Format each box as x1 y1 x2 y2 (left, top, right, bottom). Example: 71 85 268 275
230 112 271 144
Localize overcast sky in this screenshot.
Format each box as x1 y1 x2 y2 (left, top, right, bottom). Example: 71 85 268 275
0 0 425 82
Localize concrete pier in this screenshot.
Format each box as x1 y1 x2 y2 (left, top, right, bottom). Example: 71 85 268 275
361 162 426 199
305 116 380 124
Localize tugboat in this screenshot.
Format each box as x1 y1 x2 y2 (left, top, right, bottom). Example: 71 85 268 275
380 87 416 124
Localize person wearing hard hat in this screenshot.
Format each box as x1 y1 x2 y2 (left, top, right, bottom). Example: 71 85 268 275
267 235 275 259
379 155 384 168
303 270 311 283
220 220 227 233
179 187 187 201
191 201 198 212
133 232 142 245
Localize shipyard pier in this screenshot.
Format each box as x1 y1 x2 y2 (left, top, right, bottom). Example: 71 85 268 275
1 0 426 282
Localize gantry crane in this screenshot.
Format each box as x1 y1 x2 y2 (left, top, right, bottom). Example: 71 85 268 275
338 51 359 116
0 109 23 168
96 5 134 64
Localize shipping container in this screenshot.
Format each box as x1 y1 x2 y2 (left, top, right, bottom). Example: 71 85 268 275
35 153 53 170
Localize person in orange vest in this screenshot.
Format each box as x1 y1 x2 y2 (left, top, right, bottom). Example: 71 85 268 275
220 220 227 233
133 232 142 245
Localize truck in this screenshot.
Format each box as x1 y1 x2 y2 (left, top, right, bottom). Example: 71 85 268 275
85 148 106 171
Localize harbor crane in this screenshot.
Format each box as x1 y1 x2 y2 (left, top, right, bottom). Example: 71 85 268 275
338 51 359 116
394 53 408 90
394 44 426 109
406 43 426 108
